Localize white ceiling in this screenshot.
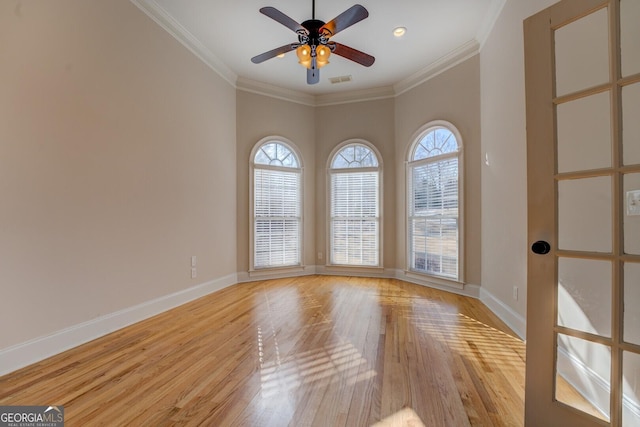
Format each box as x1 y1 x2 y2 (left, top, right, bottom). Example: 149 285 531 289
133 0 504 98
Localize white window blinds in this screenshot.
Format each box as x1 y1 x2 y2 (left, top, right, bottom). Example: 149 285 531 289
408 126 460 280
253 141 301 269
329 144 380 267
409 158 458 278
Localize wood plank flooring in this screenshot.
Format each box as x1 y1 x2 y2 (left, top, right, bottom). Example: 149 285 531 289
0 276 527 426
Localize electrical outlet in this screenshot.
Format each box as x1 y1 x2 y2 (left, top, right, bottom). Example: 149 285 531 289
318 252 323 260
513 286 519 301
191 268 197 279
191 256 197 267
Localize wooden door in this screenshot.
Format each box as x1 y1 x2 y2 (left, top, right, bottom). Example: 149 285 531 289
524 0 640 426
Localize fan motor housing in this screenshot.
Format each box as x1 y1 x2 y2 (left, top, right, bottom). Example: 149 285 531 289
301 19 330 44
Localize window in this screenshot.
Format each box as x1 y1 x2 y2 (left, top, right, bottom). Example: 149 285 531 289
408 123 462 280
252 139 302 269
329 142 381 266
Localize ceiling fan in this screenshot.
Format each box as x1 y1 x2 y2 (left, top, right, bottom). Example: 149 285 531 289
250 1 375 85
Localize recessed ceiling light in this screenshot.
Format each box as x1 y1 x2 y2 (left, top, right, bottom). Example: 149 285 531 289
276 53 285 58
393 27 406 37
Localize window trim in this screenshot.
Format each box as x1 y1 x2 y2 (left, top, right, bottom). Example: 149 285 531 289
249 136 304 273
405 121 465 283
326 139 383 268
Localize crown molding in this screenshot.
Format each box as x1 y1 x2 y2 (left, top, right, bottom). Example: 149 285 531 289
129 0 237 87
315 86 396 107
237 40 479 106
236 77 316 107
236 78 395 107
131 0 492 106
393 39 480 96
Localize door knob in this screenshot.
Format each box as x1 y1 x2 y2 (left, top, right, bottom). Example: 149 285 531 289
531 240 551 255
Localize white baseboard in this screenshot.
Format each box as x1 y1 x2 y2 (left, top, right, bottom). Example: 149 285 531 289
236 265 316 282
0 274 237 377
556 347 640 422
396 269 480 297
240 265 481 299
479 287 526 340
316 265 392 278
556 346 610 419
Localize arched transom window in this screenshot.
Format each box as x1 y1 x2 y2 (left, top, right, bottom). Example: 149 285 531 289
252 140 302 269
255 142 299 168
329 142 381 267
408 124 462 280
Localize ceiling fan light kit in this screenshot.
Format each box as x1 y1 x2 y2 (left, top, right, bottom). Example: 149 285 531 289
251 1 375 85
297 44 330 69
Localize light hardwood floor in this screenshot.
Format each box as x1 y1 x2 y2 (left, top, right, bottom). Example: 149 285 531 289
0 276 527 426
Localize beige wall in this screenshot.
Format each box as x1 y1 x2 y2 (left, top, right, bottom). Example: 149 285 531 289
0 0 237 349
0 0 542 359
315 99 396 268
394 56 482 286
235 92 316 272
480 0 557 324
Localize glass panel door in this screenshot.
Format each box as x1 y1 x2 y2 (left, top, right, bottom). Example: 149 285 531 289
525 1 640 426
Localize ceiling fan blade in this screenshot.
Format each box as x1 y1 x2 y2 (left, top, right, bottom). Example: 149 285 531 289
321 4 368 37
251 44 297 64
260 7 306 34
331 43 375 67
307 60 319 84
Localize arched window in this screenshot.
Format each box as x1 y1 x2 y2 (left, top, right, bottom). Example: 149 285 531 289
252 139 302 269
329 141 381 266
408 122 462 280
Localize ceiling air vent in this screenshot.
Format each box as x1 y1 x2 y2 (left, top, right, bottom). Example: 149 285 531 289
329 75 352 84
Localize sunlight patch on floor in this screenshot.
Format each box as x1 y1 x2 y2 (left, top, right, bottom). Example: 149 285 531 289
371 407 425 427
258 340 377 398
